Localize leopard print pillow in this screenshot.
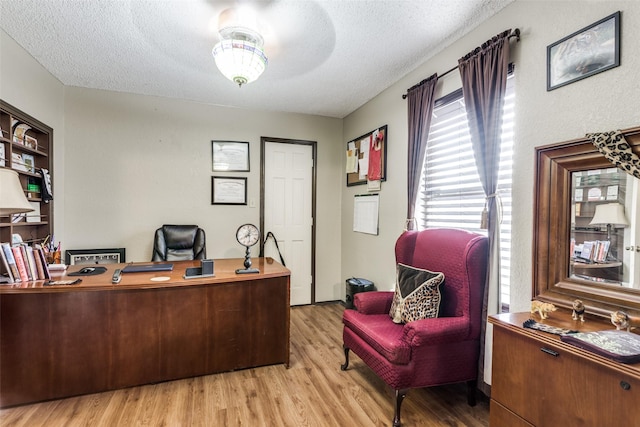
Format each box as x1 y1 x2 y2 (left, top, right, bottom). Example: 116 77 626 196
389 263 445 324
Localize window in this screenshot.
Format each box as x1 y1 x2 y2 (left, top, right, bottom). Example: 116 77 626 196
416 73 514 311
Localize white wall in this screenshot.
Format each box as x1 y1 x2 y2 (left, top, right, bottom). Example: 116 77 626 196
1 28 344 303
62 89 344 301
341 0 640 312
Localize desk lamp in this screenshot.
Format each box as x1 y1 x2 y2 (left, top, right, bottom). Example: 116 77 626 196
0 168 34 215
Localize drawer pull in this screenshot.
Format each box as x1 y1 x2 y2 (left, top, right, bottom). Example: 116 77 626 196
620 381 631 391
540 347 559 357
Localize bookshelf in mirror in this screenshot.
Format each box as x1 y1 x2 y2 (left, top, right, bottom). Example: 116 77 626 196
570 167 627 283
0 100 53 248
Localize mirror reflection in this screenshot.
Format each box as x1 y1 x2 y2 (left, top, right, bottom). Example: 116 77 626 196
570 168 640 288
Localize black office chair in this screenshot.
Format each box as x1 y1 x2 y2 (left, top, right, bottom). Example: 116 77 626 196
152 224 206 261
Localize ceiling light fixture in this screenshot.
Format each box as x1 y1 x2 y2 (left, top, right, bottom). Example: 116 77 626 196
212 8 268 88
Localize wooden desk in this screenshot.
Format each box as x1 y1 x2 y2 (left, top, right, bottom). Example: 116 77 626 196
0 258 290 408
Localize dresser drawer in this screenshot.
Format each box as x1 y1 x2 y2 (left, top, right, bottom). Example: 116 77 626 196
490 400 533 427
491 325 639 426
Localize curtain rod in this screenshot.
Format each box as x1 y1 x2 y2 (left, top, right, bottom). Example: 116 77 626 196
402 28 520 99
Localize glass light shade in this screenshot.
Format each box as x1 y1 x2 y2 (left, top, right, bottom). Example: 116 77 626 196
0 168 34 215
212 39 267 87
589 203 629 227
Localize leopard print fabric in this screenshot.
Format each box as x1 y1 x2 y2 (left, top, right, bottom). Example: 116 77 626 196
586 130 640 179
389 263 444 324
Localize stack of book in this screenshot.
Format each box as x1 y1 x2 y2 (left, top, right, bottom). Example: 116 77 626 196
0 242 51 284
578 240 611 263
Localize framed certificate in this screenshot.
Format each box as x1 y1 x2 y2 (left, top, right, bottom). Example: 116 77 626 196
212 141 250 172
212 176 247 205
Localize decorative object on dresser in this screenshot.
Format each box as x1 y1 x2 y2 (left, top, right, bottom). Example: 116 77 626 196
572 299 586 322
531 300 557 319
523 318 577 335
610 310 631 332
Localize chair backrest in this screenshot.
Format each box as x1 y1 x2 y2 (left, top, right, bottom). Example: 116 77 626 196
395 228 488 334
152 224 206 261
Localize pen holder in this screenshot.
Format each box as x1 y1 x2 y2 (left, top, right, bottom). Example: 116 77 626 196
46 251 61 264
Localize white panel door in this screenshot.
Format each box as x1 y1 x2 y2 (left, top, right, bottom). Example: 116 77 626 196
264 142 313 305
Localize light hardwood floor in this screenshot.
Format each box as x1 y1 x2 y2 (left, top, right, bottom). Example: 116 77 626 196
0 302 489 427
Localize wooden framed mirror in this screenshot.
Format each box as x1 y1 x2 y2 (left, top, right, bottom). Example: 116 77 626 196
533 125 640 319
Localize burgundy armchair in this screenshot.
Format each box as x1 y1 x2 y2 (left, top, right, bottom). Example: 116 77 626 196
341 228 488 427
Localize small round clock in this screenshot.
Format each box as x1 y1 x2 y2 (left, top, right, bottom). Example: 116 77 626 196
236 223 260 247
236 224 260 274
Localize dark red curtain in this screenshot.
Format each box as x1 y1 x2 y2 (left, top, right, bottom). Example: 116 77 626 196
406 73 438 230
458 29 513 396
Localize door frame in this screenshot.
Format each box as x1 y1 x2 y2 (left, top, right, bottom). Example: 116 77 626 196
260 137 317 304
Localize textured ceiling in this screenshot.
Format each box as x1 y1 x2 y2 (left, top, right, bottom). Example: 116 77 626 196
0 0 514 118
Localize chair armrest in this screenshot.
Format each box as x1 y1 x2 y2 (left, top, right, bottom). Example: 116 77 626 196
402 317 471 346
354 291 394 315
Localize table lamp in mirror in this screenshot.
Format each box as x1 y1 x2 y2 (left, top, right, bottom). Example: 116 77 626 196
589 202 629 261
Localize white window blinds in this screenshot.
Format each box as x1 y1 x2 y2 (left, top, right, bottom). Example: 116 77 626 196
417 73 514 310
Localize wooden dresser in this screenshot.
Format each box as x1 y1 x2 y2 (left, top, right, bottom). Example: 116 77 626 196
489 312 640 427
